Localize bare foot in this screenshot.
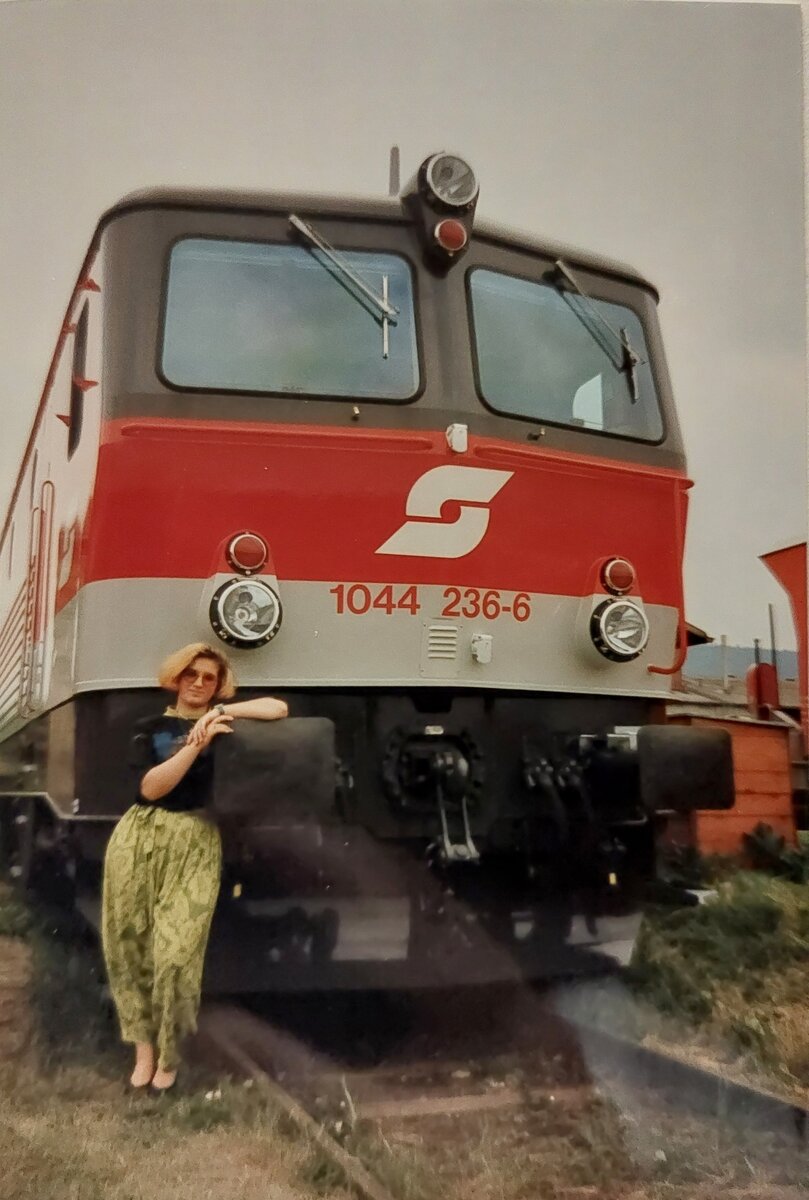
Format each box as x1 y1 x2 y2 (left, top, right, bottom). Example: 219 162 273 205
151 1066 178 1090
130 1042 155 1088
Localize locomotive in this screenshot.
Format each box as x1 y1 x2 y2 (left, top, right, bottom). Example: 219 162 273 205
0 152 733 989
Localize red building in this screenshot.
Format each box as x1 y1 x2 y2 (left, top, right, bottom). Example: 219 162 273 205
665 544 807 855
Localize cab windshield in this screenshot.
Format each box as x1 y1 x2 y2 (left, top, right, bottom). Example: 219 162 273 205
161 237 420 400
468 268 664 441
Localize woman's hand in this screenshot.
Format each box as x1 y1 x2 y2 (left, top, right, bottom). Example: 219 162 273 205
187 711 234 747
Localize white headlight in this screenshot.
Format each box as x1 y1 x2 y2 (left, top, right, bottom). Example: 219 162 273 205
590 598 649 661
210 578 282 648
424 153 479 209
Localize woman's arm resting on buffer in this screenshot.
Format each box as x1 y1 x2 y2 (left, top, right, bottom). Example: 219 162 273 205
220 697 288 721
186 698 288 747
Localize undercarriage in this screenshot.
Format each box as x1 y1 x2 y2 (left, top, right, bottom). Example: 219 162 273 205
0 688 733 990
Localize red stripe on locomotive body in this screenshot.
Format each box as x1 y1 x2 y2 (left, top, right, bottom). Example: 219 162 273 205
83 418 688 605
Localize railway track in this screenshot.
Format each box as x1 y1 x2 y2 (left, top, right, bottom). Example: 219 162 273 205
9 877 808 1196
191 988 809 1200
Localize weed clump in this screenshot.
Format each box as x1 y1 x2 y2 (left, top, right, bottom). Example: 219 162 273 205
0 884 115 1070
0 887 35 938
657 844 741 890
744 820 809 883
632 871 809 1084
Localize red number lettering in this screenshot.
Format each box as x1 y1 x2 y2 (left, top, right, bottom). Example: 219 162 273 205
513 592 531 622
461 588 481 618
397 586 420 614
347 584 371 614
441 587 461 617
481 590 501 619
373 585 394 614
329 584 345 614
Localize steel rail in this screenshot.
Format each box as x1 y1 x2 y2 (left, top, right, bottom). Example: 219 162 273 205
561 1016 808 1146
193 1004 399 1200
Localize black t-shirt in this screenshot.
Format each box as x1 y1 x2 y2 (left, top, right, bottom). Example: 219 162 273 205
130 713 214 813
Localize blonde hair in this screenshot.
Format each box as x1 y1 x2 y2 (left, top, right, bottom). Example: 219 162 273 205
157 642 237 701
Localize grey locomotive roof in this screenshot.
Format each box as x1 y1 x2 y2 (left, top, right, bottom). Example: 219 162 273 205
102 186 659 299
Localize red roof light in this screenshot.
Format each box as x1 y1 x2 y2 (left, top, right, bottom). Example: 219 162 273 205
434 219 468 254
601 557 635 595
226 532 268 575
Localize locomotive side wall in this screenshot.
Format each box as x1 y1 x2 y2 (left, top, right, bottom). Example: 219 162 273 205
0 249 105 757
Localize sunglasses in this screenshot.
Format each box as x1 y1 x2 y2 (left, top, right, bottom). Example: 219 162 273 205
180 667 219 686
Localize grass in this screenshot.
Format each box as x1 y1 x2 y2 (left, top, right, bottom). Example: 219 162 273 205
0 1062 358 1200
631 872 809 1085
557 868 809 1102
339 1127 438 1200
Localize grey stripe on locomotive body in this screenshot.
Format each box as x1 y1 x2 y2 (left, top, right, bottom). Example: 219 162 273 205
71 579 678 699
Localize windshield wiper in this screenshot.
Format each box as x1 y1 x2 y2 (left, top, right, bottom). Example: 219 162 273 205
554 259 644 402
289 214 399 359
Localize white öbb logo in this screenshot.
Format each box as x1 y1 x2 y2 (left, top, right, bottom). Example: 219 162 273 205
376 465 513 559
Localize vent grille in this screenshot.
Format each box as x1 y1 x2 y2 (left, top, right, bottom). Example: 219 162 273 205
426 624 459 660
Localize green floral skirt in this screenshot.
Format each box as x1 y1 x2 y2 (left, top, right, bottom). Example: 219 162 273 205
101 804 221 1070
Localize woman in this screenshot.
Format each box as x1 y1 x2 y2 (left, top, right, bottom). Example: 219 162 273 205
102 642 288 1092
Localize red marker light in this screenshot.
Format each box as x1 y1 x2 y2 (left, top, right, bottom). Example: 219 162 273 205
434 219 468 254
601 557 636 595
226 532 268 575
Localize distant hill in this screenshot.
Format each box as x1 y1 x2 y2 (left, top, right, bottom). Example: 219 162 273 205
685 644 799 680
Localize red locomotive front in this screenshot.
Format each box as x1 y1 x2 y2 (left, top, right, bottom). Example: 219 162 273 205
0 154 733 988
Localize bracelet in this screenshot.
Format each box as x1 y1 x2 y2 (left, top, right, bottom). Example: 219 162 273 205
215 703 226 716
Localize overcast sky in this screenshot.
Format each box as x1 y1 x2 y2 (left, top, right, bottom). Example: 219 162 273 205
0 0 804 649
